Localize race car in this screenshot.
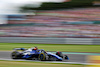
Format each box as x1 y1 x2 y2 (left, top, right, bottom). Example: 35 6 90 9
11 47 69 61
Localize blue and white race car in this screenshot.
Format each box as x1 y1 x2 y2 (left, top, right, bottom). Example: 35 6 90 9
11 47 69 61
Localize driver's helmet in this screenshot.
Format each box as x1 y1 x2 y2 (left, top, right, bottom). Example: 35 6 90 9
33 46 38 50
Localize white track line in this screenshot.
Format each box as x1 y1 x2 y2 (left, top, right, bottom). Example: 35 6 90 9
0 58 97 65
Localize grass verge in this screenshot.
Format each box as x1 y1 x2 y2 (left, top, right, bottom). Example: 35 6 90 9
0 60 84 67
0 43 100 53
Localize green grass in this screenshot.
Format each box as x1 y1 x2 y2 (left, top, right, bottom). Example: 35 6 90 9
0 43 100 53
0 60 84 67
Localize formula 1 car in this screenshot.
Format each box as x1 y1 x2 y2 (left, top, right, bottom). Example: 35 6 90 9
11 47 69 61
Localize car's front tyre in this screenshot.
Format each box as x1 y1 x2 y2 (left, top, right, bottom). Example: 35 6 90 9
39 52 49 61
39 53 46 61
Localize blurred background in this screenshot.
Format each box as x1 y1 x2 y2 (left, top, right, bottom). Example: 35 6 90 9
0 0 100 39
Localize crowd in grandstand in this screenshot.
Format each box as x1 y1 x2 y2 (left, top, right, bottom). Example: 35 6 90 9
0 7 100 38
0 24 100 38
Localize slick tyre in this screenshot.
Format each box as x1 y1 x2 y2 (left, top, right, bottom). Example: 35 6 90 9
39 53 46 61
11 51 20 59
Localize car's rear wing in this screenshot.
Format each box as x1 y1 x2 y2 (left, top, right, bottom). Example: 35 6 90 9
13 48 27 51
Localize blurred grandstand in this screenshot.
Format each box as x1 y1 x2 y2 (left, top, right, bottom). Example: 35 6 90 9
0 7 100 38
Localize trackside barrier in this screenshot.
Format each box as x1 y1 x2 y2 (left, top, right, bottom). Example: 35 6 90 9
0 37 100 45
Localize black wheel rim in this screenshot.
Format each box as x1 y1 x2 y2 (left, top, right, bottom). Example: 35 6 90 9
40 54 44 60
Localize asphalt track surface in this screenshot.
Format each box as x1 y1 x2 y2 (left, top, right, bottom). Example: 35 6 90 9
0 51 87 63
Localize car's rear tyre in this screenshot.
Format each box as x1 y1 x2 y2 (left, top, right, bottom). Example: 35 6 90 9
11 51 20 59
